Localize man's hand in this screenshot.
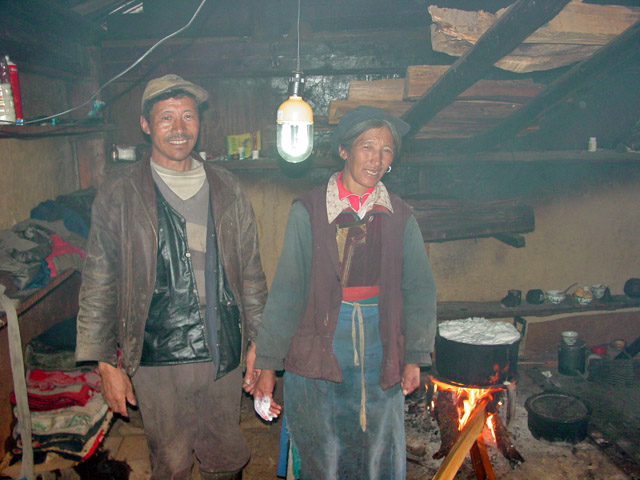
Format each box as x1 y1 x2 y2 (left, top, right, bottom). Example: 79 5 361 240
242 341 261 395
98 361 136 417
401 363 421 396
253 369 282 418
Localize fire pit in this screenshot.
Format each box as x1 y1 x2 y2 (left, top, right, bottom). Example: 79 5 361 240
428 318 525 479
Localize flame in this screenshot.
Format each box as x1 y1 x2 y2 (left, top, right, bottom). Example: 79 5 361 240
487 415 496 438
430 377 499 439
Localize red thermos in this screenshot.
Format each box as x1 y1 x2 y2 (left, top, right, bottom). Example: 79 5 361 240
5 55 22 121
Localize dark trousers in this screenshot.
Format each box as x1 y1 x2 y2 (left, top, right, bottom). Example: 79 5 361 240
131 362 249 480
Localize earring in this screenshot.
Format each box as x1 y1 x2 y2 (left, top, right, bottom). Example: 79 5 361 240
386 165 392 173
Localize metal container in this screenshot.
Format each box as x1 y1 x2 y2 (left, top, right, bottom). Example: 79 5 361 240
434 332 521 387
525 392 591 443
558 339 585 376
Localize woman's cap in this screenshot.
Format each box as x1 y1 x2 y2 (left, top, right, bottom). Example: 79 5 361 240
331 105 411 156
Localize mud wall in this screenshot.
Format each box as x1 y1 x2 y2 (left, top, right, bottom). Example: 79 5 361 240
236 165 640 303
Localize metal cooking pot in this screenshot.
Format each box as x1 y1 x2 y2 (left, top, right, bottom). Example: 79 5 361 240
434 331 521 387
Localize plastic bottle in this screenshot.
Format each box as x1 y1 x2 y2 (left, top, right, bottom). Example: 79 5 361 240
0 57 16 124
5 55 22 121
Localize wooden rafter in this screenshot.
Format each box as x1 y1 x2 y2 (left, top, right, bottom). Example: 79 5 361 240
401 0 571 140
465 19 640 151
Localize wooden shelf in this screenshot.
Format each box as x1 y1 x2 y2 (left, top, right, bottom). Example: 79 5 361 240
0 269 78 330
208 156 339 171
0 123 113 139
438 295 640 321
404 149 640 165
208 150 640 172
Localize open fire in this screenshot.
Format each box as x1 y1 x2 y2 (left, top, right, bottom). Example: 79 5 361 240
427 375 524 469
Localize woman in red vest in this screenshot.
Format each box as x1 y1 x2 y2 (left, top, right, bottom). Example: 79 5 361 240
253 106 437 479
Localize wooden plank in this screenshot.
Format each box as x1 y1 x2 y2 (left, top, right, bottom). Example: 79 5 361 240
329 100 410 123
429 1 640 47
348 78 405 101
404 66 450 100
329 99 521 124
410 200 534 243
429 1 640 72
467 19 640 151
401 0 572 140
404 71 546 102
470 434 497 480
433 400 488 480
490 43 601 73
492 233 526 248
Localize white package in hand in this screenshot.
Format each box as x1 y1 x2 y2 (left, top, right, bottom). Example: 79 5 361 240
254 396 275 421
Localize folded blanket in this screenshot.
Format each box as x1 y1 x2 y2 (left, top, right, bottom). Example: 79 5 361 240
11 383 97 411
14 395 108 436
10 410 113 465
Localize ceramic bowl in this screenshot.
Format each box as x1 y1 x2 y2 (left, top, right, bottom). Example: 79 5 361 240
575 294 593 306
546 290 566 304
592 283 607 299
561 330 579 345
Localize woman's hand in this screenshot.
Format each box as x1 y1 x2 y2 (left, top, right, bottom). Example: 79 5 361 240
98 361 136 417
254 369 282 418
401 363 421 396
242 341 261 395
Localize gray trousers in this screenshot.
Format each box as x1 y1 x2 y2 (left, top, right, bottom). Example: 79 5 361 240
131 362 249 480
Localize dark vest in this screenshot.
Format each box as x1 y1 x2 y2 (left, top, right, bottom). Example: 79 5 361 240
140 188 212 365
283 184 412 389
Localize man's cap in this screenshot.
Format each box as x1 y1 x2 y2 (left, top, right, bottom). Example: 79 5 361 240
141 74 209 111
331 105 411 156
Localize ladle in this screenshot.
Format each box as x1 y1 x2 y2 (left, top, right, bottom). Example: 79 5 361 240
562 282 578 294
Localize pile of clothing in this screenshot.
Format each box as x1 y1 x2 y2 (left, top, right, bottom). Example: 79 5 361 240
0 188 94 297
8 317 113 466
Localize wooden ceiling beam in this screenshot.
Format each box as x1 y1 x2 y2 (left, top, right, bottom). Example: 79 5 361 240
400 0 571 140
465 19 640 152
99 29 438 80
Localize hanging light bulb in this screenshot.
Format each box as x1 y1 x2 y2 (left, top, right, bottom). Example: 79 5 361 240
277 71 313 163
276 0 313 163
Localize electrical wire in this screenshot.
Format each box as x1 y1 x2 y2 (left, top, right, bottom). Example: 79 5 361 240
296 0 301 72
17 0 208 126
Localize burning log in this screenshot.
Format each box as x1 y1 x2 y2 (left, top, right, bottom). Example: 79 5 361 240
433 390 460 459
429 375 525 470
492 413 525 467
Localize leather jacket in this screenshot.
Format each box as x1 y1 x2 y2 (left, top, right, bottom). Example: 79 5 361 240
75 155 267 376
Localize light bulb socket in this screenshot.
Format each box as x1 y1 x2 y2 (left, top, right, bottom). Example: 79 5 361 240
288 71 306 97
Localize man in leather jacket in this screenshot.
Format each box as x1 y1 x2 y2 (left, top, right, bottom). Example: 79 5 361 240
76 74 267 480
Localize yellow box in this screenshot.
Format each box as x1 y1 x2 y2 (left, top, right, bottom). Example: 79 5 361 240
226 131 261 159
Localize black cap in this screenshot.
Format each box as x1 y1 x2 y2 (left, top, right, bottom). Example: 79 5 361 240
331 105 411 156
